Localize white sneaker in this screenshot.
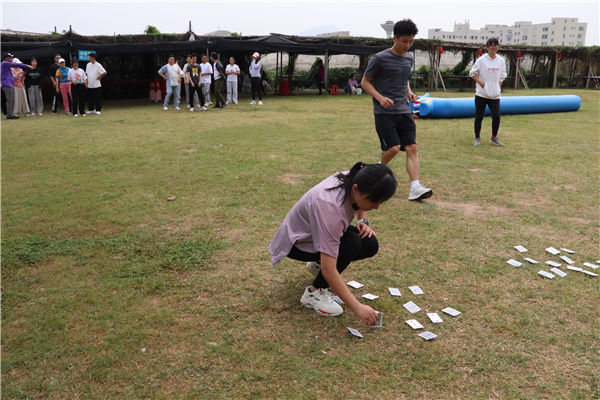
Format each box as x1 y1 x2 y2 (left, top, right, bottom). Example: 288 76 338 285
408 184 433 201
82 113 86 117
305 262 321 277
95 111 101 115
300 287 343 317
187 104 191 108
25 113 32 117
250 100 256 105
164 106 168 111
175 106 181 111
201 106 207 111
38 112 43 116
474 138 481 146
207 102 212 106
88 110 96 114
73 114 79 117
234 101 238 104
190 108 194 112
259 101 263 105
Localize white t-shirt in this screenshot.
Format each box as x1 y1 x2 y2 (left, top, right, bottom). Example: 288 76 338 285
226 64 240 82
68 68 87 84
200 62 213 84
85 61 106 88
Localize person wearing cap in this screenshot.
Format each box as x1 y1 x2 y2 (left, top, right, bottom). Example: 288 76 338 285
48 54 63 114
158 55 184 111
85 52 107 115
1 53 33 119
249 52 263 105
68 59 88 117
11 58 31 117
55 58 73 114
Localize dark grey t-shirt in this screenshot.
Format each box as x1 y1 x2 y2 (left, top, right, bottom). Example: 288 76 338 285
364 48 413 115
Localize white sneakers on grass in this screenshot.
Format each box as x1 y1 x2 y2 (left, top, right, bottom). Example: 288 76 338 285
300 287 343 317
250 100 256 105
306 261 321 277
259 101 263 105
408 183 433 201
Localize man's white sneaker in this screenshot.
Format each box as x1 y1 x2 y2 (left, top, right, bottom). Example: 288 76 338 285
88 110 96 114
164 106 168 111
250 100 256 105
201 106 207 111
306 261 321 277
95 111 101 115
300 287 343 317
258 101 263 105
38 112 43 116
175 106 181 111
190 108 194 112
408 184 433 201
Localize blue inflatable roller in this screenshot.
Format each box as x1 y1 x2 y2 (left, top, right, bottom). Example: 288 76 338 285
417 94 581 118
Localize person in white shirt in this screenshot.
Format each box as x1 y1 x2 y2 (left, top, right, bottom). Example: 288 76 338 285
85 53 107 115
249 52 263 105
158 55 184 111
68 59 87 117
200 54 213 105
469 38 507 146
225 57 240 104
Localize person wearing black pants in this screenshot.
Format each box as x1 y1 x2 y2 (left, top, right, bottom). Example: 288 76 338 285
48 54 62 114
249 52 263 105
68 59 87 117
186 54 206 112
270 162 397 325
469 37 507 146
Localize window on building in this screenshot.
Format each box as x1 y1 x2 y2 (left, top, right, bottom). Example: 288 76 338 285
563 34 565 38
543 27 548 31
578 34 582 38
542 34 548 39
563 27 566 31
577 42 583 46
541 42 547 45
522 36 528 40
579 27 584 31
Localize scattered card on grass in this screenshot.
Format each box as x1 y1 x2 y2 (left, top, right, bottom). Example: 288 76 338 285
347 281 364 289
582 270 598 277
371 311 382 328
347 327 363 338
419 331 438 341
406 319 424 330
442 307 461 317
538 270 555 279
567 266 583 272
523 258 539 264
583 262 600 269
403 301 421 314
550 267 567 277
545 261 561 268
514 245 528 253
507 259 523 267
408 285 424 295
389 287 402 296
560 255 575 264
333 295 344 304
362 293 379 301
560 248 575 254
427 313 443 323
546 247 561 255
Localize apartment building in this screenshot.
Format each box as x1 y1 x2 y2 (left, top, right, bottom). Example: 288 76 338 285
428 18 587 46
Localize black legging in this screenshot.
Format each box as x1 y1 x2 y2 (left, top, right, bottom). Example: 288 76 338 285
474 95 501 138
286 225 379 289
251 77 262 101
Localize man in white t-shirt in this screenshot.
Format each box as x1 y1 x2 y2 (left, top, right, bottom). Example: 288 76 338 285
200 55 213 105
85 53 107 115
158 55 184 111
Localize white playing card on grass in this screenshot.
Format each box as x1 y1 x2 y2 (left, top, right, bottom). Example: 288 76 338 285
403 301 421 314
507 259 523 267
551 267 567 277
546 247 560 255
362 293 379 301
442 307 461 317
347 327 363 338
371 311 383 328
538 270 555 279
545 261 561 268
514 245 528 252
582 270 599 277
347 280 364 289
419 331 438 341
333 295 344 304
560 255 574 264
583 262 600 269
567 266 583 272
408 285 424 295
406 319 424 329
389 287 402 296
427 313 443 323
523 258 539 264
560 248 575 254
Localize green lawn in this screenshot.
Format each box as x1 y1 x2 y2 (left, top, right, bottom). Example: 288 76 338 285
2 89 599 399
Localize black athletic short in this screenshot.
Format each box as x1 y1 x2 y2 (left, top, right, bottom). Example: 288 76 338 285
374 113 417 152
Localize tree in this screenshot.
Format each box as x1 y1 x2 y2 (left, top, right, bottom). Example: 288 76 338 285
144 25 161 35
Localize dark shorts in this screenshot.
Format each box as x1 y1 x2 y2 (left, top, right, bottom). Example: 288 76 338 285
374 113 417 152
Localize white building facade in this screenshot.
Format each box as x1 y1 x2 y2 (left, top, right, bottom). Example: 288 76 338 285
428 18 587 46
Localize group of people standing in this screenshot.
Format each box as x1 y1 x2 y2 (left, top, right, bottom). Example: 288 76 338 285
159 51 265 111
270 19 507 326
1 51 107 119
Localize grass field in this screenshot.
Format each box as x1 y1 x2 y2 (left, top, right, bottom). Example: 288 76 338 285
2 88 599 399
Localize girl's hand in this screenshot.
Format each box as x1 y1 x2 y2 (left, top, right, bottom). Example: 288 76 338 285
354 304 378 326
356 223 375 239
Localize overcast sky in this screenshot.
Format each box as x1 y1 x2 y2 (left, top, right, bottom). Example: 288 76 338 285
2 0 598 46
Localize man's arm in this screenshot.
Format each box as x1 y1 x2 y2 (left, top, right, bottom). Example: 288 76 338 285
361 75 394 108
